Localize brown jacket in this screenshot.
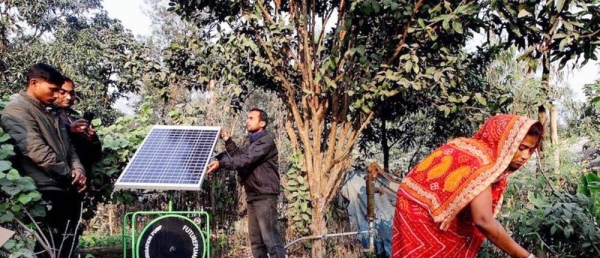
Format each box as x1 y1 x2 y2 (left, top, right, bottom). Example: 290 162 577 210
1 93 84 191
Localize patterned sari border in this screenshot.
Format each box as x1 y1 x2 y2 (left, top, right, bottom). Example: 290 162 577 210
402 178 441 208
448 139 491 164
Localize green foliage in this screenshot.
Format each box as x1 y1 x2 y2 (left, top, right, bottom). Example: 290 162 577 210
578 172 600 219
518 192 600 256
85 107 151 217
489 0 600 122
360 43 514 173
482 190 600 257
284 152 312 235
78 234 123 249
0 0 143 123
480 154 600 257
491 0 600 69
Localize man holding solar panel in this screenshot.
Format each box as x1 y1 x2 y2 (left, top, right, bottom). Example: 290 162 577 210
206 108 286 258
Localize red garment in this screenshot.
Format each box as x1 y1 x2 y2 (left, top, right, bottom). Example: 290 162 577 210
392 115 541 257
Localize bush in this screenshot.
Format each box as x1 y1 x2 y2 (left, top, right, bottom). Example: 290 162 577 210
78 234 123 249
516 192 600 257
479 160 600 258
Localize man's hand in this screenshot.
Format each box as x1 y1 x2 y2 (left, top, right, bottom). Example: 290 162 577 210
69 119 90 134
220 129 229 141
84 127 96 140
71 169 87 193
206 160 220 174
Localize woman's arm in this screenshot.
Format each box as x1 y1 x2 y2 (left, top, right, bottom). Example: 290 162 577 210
470 185 533 258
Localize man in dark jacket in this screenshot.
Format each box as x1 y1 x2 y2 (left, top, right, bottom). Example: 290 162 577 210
207 108 285 258
54 77 103 223
54 77 102 174
1 63 87 258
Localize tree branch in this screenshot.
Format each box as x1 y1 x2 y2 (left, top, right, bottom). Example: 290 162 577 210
386 0 425 65
314 4 335 70
581 29 600 39
325 158 354 206
322 91 339 173
253 29 293 93
256 0 275 24
15 218 54 257
407 137 425 173
274 0 281 12
323 112 375 205
324 112 374 192
18 205 55 257
300 0 314 94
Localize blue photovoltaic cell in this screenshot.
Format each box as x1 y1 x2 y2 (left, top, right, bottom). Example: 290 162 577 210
114 126 219 190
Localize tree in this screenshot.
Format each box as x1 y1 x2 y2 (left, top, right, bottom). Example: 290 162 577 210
359 43 513 174
168 0 490 255
0 0 142 122
490 0 600 172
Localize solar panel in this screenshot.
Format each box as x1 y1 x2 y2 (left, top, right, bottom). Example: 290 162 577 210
114 125 220 191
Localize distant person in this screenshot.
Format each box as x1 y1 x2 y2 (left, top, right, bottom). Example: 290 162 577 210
206 108 285 258
392 114 543 258
0 63 87 258
54 77 102 176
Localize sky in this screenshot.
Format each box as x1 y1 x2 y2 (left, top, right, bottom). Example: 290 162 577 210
101 0 597 103
102 0 152 36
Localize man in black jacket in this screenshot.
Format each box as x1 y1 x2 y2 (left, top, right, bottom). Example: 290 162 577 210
207 108 285 258
54 77 102 175
54 77 103 223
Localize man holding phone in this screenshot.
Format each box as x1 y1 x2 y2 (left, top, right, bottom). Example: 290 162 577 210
49 77 103 256
54 77 102 178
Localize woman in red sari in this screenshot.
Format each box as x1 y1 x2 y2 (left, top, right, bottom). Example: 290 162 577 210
392 114 543 258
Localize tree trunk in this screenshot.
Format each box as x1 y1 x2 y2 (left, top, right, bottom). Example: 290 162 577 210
537 105 547 154
108 204 114 235
541 48 559 173
540 50 550 134
550 104 559 173
538 51 550 159
309 205 328 257
381 117 390 171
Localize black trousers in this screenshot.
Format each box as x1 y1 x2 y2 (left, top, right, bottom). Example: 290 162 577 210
35 190 83 258
247 195 286 258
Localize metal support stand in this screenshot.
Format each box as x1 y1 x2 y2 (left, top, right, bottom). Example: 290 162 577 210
365 167 377 254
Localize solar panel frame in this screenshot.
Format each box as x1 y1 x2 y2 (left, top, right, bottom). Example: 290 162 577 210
114 125 221 191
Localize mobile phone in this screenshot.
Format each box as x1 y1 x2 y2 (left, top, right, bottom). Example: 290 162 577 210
83 112 95 123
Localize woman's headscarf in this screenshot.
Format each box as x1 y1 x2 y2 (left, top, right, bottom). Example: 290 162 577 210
398 114 543 230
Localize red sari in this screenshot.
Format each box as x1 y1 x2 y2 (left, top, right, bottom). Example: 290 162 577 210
392 115 540 258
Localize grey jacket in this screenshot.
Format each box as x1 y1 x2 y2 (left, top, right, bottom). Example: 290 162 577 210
219 130 280 202
1 93 85 191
